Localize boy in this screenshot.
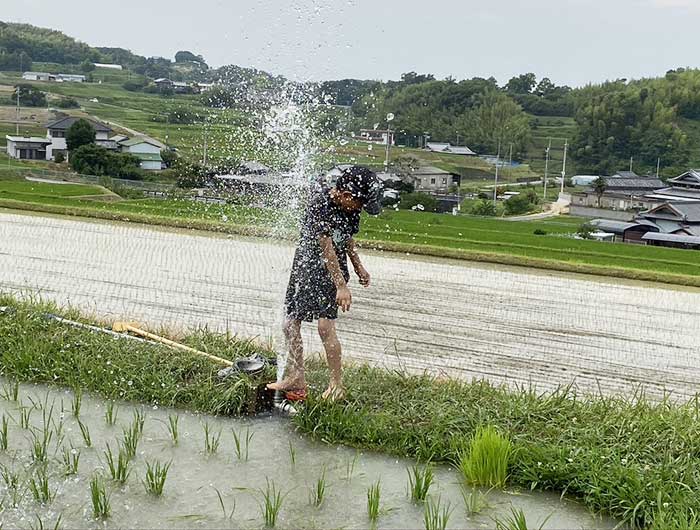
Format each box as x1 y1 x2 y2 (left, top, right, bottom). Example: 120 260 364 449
267 165 382 400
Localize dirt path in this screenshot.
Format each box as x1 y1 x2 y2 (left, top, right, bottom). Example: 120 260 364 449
1 210 699 398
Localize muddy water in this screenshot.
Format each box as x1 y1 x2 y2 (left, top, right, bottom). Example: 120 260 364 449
0 380 614 529
1 211 699 399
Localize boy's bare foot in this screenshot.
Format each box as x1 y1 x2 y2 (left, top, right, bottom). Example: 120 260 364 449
321 385 346 401
267 378 306 392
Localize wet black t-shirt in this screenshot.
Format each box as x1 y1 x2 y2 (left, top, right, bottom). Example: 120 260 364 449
284 181 360 321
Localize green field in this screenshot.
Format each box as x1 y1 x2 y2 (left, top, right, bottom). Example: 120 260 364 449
2 174 700 286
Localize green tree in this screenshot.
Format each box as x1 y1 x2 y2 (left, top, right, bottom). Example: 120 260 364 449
160 149 177 168
70 144 143 180
175 50 206 64
11 84 46 107
399 192 438 212
470 199 497 216
592 177 607 207
505 73 537 94
66 119 96 151
504 194 534 215
458 90 532 158
80 59 96 73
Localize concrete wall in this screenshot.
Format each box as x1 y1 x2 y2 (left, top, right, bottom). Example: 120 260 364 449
124 142 161 155
569 205 636 221
414 175 455 193
140 160 162 171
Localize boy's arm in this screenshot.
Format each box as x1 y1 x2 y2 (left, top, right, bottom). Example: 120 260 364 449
320 235 352 311
347 238 370 287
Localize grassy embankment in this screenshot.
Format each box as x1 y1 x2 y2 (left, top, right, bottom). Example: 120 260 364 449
1 296 699 529
2 171 700 287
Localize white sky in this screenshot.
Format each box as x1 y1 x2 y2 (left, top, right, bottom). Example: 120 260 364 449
4 0 700 86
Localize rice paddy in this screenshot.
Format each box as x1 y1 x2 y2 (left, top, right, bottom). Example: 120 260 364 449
0 297 615 529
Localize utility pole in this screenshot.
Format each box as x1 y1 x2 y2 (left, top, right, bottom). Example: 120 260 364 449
15 85 20 135
656 157 661 178
629 156 633 173
560 140 568 195
543 139 551 200
493 140 502 206
202 121 208 166
384 113 394 171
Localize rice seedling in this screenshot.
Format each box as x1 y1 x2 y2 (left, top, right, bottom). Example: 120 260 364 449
104 402 118 426
29 466 55 505
1 380 19 401
20 406 32 429
494 507 550 530
30 426 53 463
345 452 359 480
90 475 111 519
168 414 179 444
367 480 381 523
28 514 62 530
288 440 296 469
62 446 80 475
459 425 512 488
408 463 434 503
257 478 285 528
122 421 141 460
143 459 171 496
104 443 131 484
0 414 8 451
203 422 221 454
77 418 92 447
71 390 82 417
461 486 489 516
133 409 145 436
308 467 327 507
214 487 236 519
232 426 254 461
424 496 453 530
1 465 22 506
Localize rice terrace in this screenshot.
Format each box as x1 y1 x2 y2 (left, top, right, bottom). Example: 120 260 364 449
2 3 700 530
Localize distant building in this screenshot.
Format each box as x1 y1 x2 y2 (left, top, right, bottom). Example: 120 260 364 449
406 166 459 193
57 74 86 83
5 135 51 160
154 78 174 89
118 137 164 170
636 202 700 236
172 81 192 94
590 219 659 244
357 129 394 145
570 174 665 211
425 142 476 156
45 117 113 160
22 72 55 82
93 63 123 70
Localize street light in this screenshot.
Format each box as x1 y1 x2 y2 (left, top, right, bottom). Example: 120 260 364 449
384 113 394 170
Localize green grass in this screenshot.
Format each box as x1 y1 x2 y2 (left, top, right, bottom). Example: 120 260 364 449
3 296 700 528
89 475 111 519
458 426 512 488
408 463 434 503
423 496 452 530
258 478 285 528
143 459 171 496
367 480 381 523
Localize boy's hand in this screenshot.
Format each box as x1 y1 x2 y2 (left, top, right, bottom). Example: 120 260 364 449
336 285 352 312
355 266 371 287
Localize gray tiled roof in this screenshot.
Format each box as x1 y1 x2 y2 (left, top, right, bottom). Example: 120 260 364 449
46 117 112 132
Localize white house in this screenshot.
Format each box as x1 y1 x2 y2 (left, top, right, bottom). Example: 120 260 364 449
6 135 51 160
118 137 163 170
45 117 113 160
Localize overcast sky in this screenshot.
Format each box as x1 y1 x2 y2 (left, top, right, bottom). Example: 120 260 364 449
4 0 700 86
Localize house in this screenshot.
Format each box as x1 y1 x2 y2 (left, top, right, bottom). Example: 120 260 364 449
172 82 192 94
154 78 174 90
636 202 700 236
56 74 86 83
22 72 55 82
570 174 665 211
5 135 51 160
117 137 164 170
357 129 394 145
196 82 215 92
425 142 476 156
589 219 659 244
642 232 700 250
406 166 459 193
45 117 113 160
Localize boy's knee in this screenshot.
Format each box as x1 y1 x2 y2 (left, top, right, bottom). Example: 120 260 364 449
317 318 335 338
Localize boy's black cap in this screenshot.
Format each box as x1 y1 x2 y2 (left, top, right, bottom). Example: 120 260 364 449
336 165 382 215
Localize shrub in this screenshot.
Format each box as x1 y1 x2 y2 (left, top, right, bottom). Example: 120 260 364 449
70 144 144 180
399 192 438 212
54 152 66 164
470 199 497 216
504 194 534 216
577 222 596 240
533 228 547 235
54 97 80 109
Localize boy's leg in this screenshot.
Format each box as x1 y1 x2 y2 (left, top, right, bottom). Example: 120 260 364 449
318 318 344 399
267 318 306 391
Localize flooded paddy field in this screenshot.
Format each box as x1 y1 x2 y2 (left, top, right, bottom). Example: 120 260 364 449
0 379 615 529
1 211 699 399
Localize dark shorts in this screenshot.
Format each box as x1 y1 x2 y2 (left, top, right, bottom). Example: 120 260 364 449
284 249 349 322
